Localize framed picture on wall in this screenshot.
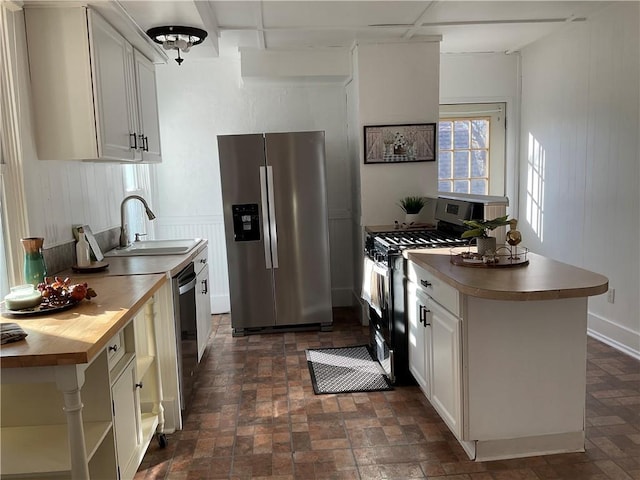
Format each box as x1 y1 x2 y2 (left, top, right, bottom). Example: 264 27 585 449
363 123 436 164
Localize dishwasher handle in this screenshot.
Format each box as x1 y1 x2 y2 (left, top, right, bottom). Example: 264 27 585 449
178 274 197 295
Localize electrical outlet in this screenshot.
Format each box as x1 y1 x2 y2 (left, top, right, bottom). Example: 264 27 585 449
607 288 615 304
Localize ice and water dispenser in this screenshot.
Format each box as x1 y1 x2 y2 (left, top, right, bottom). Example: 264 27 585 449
232 204 260 241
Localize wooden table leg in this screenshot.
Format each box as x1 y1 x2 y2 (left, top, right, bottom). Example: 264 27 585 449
55 365 90 480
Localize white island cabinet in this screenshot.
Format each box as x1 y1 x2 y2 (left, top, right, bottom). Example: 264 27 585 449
407 263 462 439
0 274 170 480
406 250 608 462
24 6 161 163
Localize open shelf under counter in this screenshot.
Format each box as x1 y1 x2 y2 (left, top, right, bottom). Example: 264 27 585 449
136 355 155 381
0 422 112 477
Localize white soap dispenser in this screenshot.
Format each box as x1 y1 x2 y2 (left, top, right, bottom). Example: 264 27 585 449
76 227 91 267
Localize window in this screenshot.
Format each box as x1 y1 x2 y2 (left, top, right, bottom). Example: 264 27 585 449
438 103 506 196
122 164 154 243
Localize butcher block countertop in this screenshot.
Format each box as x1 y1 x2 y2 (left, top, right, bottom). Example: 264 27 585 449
406 249 609 301
0 274 166 368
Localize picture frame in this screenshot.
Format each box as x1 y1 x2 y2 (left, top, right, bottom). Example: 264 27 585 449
363 123 436 164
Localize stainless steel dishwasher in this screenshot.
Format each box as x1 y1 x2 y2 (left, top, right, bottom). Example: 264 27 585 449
172 263 198 415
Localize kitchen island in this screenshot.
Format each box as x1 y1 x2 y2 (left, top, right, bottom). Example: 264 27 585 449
405 249 608 461
1 274 170 479
0 240 211 480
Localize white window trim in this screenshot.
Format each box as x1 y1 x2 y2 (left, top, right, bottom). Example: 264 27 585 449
1 4 30 287
439 102 507 196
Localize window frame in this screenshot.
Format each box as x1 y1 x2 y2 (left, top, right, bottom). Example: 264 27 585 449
122 163 154 243
438 103 506 196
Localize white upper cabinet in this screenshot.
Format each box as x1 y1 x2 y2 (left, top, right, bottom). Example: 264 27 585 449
24 6 162 163
133 50 162 163
90 12 140 161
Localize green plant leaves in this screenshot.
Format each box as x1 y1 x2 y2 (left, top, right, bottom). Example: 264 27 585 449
461 215 509 238
398 196 426 214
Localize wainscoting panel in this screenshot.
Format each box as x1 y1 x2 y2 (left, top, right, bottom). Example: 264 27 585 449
155 211 354 313
155 215 230 313
328 210 354 307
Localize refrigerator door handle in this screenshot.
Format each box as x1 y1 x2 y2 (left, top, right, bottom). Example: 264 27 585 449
266 165 279 268
259 166 272 269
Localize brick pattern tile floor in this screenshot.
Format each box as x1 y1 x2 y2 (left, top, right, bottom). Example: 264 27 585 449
136 308 640 480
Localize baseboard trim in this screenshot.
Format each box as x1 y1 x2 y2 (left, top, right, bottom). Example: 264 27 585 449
587 329 640 361
473 431 585 462
587 312 640 360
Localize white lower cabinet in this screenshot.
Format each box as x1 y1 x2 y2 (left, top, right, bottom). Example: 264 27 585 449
111 352 142 479
407 261 463 439
110 300 166 480
429 298 462 438
407 282 431 397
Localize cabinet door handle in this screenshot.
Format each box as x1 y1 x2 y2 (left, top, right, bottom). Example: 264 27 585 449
135 382 143 389
143 135 149 152
420 279 432 288
108 344 118 352
138 134 145 151
419 305 431 327
129 133 138 150
201 279 208 295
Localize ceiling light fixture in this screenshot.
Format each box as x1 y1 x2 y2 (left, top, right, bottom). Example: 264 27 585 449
146 26 208 65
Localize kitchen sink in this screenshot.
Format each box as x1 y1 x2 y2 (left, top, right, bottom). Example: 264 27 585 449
105 239 201 257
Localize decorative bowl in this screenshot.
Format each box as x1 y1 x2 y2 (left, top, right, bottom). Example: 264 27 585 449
4 284 43 310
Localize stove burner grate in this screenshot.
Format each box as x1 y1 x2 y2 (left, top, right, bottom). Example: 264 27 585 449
374 229 467 250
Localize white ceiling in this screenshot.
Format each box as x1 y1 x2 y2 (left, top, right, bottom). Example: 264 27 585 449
113 0 612 61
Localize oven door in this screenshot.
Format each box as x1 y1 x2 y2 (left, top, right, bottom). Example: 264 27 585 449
363 255 393 381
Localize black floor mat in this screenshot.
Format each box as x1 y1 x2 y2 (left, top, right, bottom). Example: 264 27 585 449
305 345 393 395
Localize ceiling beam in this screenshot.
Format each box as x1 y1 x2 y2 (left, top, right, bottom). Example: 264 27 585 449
256 1 266 49
403 1 438 40
503 15 586 54
194 1 220 57
219 16 588 35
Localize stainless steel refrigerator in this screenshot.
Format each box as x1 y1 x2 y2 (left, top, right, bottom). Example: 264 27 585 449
217 131 333 335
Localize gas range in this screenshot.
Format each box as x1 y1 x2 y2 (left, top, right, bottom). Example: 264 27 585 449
365 196 491 261
367 228 467 259
363 195 508 385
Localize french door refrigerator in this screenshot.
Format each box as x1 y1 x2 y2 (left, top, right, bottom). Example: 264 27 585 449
217 131 332 335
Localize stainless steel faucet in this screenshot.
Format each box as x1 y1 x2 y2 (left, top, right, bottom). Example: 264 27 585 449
119 195 156 248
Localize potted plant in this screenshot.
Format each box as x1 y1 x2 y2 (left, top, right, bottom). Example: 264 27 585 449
399 196 426 224
461 215 510 255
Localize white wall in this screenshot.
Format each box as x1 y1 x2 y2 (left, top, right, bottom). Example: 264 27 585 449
153 57 353 312
440 53 520 212
346 48 362 309
355 41 441 226
519 3 640 357
9 8 126 252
